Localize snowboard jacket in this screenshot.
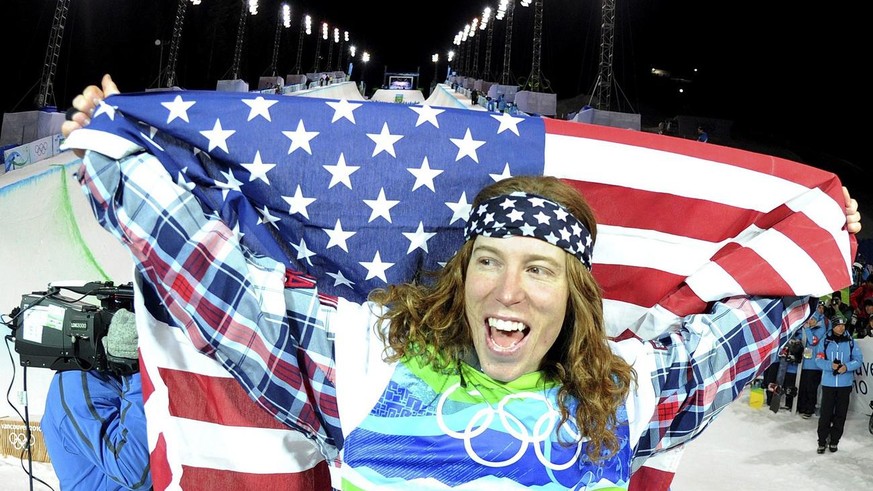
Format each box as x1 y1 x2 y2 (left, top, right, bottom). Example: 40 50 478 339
800 319 826 371
41 370 152 490
814 332 864 387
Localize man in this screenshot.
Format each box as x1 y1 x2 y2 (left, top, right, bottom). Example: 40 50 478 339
814 315 864 453
61 75 862 489
41 308 152 490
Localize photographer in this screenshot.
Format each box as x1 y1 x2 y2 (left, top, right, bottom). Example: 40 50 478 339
825 291 853 321
41 308 152 490
813 316 864 454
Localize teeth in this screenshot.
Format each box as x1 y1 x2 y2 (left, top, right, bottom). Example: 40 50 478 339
488 318 525 332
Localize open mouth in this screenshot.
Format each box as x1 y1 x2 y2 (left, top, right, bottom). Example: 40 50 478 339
487 317 530 352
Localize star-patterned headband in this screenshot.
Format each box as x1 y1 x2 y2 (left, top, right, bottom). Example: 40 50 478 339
463 191 593 270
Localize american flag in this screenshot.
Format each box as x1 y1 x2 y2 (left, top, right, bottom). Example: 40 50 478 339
66 83 856 490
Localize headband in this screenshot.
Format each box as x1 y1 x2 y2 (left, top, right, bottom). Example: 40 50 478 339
463 191 593 270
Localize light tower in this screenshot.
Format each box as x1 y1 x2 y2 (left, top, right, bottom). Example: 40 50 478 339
447 50 455 79
361 51 370 94
462 24 471 76
591 0 616 110
36 0 71 108
481 7 495 81
432 53 439 88
452 31 463 77
337 31 348 72
520 0 551 92
269 3 291 77
230 0 259 81
469 17 480 79
497 0 516 85
163 0 201 88
293 15 311 74
327 27 339 73
313 21 328 72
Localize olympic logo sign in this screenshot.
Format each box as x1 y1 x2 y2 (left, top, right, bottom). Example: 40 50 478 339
7 431 34 451
435 382 584 470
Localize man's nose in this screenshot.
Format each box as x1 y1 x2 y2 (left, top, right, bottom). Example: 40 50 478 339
495 270 525 305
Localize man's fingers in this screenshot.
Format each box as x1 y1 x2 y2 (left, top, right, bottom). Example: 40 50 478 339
102 74 120 97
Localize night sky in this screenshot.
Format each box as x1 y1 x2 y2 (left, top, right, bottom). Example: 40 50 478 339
3 1 868 235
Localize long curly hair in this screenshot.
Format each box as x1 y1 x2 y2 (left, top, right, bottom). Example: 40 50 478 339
368 175 635 462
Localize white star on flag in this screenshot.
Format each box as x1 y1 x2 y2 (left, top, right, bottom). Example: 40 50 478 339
409 104 444 128
215 169 244 200
450 128 485 163
490 164 513 182
282 185 316 219
290 238 316 267
161 95 196 123
323 219 356 252
256 204 281 228
403 222 437 253
240 151 276 184
364 188 400 223
326 269 355 288
492 111 525 135
360 251 394 282
243 96 278 122
200 119 235 153
323 153 359 189
408 156 443 192
445 192 472 224
93 101 117 121
282 120 319 155
326 99 363 123
367 122 403 157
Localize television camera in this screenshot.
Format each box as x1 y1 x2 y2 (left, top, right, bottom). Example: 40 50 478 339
8 281 136 375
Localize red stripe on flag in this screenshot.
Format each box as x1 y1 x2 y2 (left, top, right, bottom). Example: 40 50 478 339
178 461 332 490
139 350 155 405
594 263 688 309
151 432 172 491
720 246 792 296
161 367 290 429
627 462 676 491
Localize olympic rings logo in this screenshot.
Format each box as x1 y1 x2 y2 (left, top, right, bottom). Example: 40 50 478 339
8 431 33 451
435 382 584 470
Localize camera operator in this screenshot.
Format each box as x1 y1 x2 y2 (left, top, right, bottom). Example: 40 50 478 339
813 315 864 454
824 292 853 323
41 308 152 490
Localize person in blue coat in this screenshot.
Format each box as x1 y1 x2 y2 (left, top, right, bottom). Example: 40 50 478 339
41 308 152 490
797 305 827 418
813 315 864 454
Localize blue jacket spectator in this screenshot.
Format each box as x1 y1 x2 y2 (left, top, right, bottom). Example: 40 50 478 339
813 316 863 453
796 307 826 417
41 308 152 490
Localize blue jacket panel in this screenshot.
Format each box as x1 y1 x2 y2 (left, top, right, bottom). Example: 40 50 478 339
814 333 864 387
800 323 826 371
42 370 152 490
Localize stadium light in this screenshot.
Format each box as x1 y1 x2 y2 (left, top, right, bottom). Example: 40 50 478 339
268 3 291 77
292 14 310 74
230 0 259 81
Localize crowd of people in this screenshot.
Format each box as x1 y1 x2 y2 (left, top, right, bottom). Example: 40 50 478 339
760 256 870 454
